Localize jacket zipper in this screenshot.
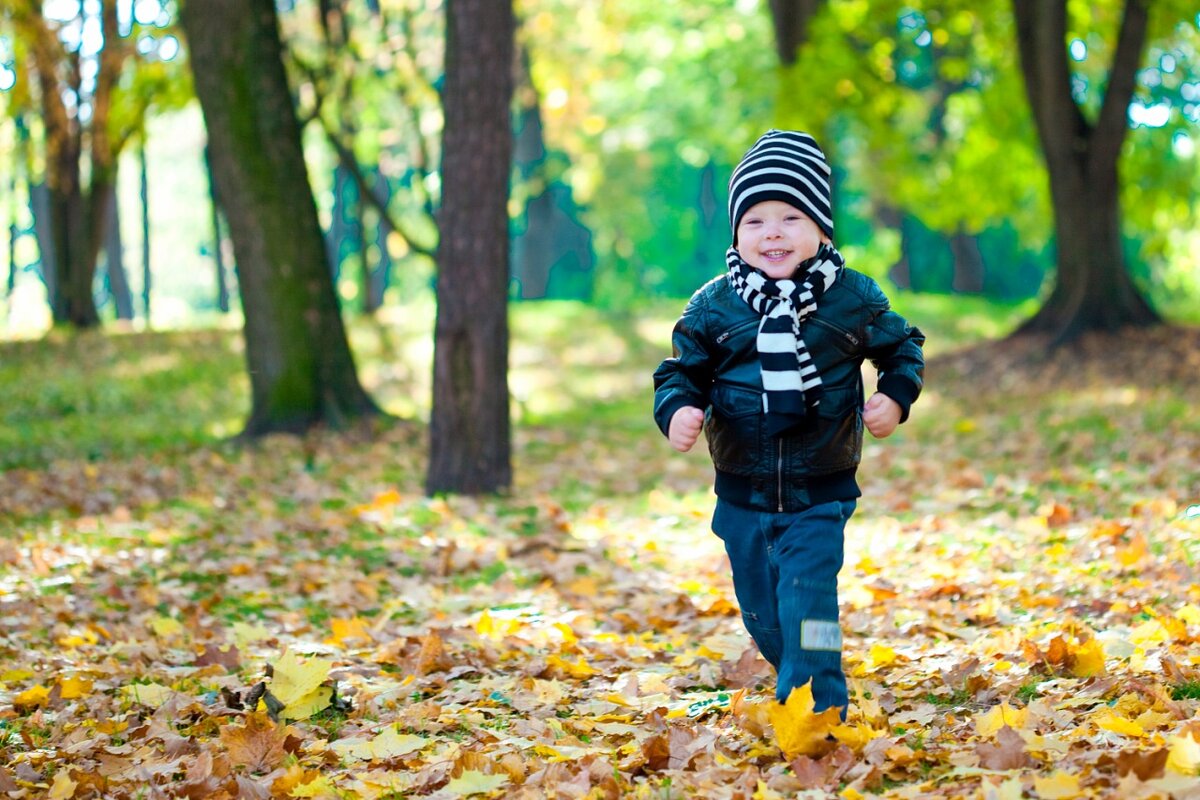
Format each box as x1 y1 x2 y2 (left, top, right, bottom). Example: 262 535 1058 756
809 316 860 347
715 318 759 345
777 439 784 512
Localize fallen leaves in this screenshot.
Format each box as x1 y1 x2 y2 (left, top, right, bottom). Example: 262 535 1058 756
3 324 1200 797
220 712 290 773
767 682 843 759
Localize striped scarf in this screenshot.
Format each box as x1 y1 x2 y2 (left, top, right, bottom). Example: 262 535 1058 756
726 242 844 436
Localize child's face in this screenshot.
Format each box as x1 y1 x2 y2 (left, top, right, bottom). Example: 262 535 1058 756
736 200 826 279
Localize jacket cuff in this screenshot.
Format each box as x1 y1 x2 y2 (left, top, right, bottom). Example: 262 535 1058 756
877 374 921 423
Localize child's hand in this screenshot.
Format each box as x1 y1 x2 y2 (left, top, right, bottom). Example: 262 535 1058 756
668 406 705 452
863 392 901 438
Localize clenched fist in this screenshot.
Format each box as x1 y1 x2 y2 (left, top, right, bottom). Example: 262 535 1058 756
668 406 705 452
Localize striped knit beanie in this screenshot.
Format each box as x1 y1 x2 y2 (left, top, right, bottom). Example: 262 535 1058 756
728 129 833 245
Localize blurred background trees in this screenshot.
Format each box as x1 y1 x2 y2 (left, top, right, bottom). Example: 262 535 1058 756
0 0 1198 489
3 0 1196 330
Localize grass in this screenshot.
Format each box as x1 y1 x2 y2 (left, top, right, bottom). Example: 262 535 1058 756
0 293 1164 474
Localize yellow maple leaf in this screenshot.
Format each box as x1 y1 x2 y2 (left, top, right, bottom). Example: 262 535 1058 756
119 682 174 708
57 630 99 648
545 654 598 679
868 643 898 667
289 775 339 798
767 682 843 759
975 702 1029 738
1129 619 1168 646
1166 732 1200 775
1094 711 1145 738
1032 771 1081 799
47 771 77 800
831 721 883 751
334 726 427 762
325 617 373 647
1177 603 1200 626
474 610 521 640
14 685 50 709
444 770 509 796
1068 639 1106 678
58 677 93 699
270 650 332 708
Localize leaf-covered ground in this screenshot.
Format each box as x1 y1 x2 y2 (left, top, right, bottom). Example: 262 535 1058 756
2 306 1200 799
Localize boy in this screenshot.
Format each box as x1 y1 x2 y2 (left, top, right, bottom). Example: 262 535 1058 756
652 129 925 715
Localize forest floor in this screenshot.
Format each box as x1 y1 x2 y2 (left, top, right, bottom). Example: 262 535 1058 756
1 304 1200 799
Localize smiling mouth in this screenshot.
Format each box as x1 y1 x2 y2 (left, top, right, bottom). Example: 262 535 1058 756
762 250 791 259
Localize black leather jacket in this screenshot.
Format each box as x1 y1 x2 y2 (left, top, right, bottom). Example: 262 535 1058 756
653 269 925 512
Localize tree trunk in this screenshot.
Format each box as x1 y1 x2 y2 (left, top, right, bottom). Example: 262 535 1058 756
426 0 514 495
181 0 380 435
204 144 231 314
768 0 827 65
104 183 135 320
5 156 16 305
29 183 56 302
949 229 985 294
18 0 123 329
45 140 105 328
364 171 392 313
140 141 152 324
1012 0 1160 342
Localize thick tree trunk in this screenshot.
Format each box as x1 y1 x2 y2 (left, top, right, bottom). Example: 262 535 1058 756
46 176 105 328
181 0 380 435
18 0 123 329
426 0 514 495
204 144 231 314
768 0 826 65
1012 0 1159 342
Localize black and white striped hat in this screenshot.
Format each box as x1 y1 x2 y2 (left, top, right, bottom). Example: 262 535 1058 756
728 129 833 244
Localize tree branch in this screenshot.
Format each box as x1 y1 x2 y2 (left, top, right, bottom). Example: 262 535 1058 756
1093 0 1149 169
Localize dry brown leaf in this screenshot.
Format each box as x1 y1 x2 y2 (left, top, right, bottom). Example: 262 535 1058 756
976 726 1033 771
219 712 288 773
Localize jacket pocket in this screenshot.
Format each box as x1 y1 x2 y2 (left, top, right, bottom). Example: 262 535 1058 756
706 383 760 475
804 385 862 473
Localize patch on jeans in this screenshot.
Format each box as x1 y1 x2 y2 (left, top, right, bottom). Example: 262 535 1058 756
801 619 842 652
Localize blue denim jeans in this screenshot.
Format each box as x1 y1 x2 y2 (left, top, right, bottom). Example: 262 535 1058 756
712 497 856 713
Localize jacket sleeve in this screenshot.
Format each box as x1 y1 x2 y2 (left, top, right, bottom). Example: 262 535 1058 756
653 288 715 437
861 280 925 423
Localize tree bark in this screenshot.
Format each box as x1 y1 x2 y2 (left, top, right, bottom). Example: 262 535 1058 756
1012 0 1160 342
768 0 827 65
204 144 231 314
104 183 135 320
139 142 152 324
15 0 126 329
426 0 514 495
181 0 380 435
